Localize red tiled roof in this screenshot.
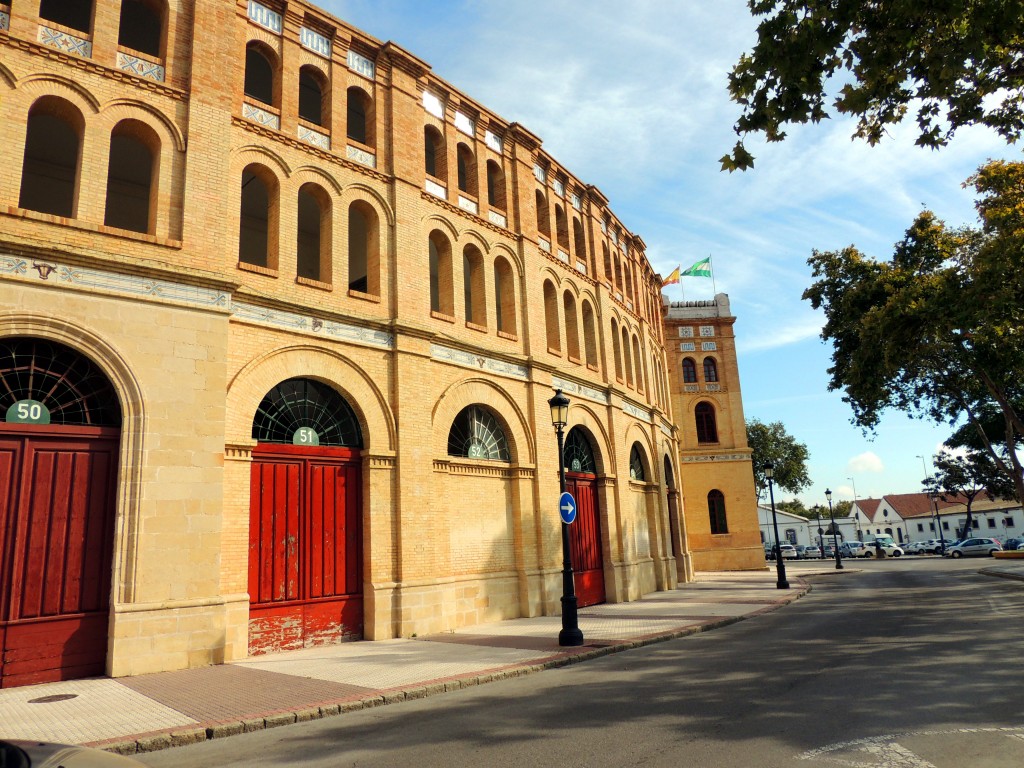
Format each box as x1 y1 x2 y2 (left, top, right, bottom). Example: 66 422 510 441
856 498 881 521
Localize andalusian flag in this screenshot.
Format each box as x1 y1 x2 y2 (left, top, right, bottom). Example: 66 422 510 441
680 257 712 278
661 266 680 287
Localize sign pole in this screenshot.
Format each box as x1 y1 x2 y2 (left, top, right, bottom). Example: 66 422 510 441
556 425 584 646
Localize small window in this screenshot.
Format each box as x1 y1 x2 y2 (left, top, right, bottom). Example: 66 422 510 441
457 144 476 195
299 68 324 125
486 160 505 210
1005 517 1015 527
429 230 453 315
463 245 486 326
682 357 697 383
918 523 924 532
244 44 276 106
40 0 93 34
709 490 728 534
118 0 163 57
348 201 379 295
447 405 509 461
695 401 718 443
104 120 157 234
703 357 718 382
494 256 516 335
629 444 645 481
543 280 560 352
297 184 331 283
986 519 995 528
536 190 550 237
563 428 596 474
425 126 445 180
19 97 83 218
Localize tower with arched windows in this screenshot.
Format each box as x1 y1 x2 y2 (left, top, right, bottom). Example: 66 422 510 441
0 0 689 686
662 294 763 570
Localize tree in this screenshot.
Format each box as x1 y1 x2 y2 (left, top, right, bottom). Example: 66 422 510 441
722 1 1024 171
746 419 810 498
944 403 1023 501
803 160 1024 504
923 448 1003 540
777 498 808 518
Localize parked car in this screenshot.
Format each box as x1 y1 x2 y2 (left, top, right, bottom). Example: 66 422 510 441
821 544 835 558
839 541 865 558
862 540 903 557
1 739 146 766
1003 537 1023 551
944 537 1002 557
770 544 798 560
922 538 953 554
795 545 821 559
904 541 928 555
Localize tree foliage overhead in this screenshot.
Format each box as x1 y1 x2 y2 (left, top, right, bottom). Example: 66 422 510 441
723 1 1024 170
747 419 810 496
923 447 1006 539
803 159 1024 504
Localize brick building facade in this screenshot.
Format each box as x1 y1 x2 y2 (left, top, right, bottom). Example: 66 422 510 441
0 0 690 687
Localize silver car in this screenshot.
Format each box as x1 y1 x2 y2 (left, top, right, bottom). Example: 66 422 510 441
944 537 1001 557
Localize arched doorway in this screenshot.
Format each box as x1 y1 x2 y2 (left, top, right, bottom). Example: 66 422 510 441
0 338 121 687
562 427 605 607
664 456 681 559
248 378 364 654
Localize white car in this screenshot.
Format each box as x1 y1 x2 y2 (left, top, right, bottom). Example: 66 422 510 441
769 544 798 560
862 540 903 557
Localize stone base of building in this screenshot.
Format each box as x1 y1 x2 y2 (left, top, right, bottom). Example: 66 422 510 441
689 546 767 572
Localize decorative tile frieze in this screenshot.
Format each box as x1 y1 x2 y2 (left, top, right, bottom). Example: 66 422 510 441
117 52 165 82
423 92 444 118
659 419 673 437
700 325 715 337
680 342 695 352
705 383 721 392
575 260 587 275
346 144 376 167
455 111 475 137
458 196 478 215
538 238 551 253
425 179 446 199
557 250 570 264
678 326 694 338
298 125 330 150
485 131 502 153
247 1 282 33
551 375 609 405
233 300 394 349
39 26 92 58
622 400 651 422
683 384 699 392
701 341 717 351
242 103 280 130
488 210 507 228
0 11 10 31
301 27 331 58
431 344 528 380
626 299 633 311
0 252 230 309
347 49 375 79
680 453 749 463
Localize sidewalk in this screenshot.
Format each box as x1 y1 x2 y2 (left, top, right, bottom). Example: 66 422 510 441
0 570 810 755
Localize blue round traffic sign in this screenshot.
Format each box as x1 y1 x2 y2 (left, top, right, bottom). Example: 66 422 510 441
559 491 577 524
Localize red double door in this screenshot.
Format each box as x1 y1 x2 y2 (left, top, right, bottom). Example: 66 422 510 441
566 472 605 608
248 444 363 654
0 425 118 688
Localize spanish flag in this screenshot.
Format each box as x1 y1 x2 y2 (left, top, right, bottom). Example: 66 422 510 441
661 266 680 287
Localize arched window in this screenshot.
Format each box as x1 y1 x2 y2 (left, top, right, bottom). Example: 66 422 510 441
614 255 623 291
252 377 362 448
0 337 121 427
104 120 158 234
536 190 550 238
703 357 718 382
563 291 581 361
456 143 476 196
611 318 623 380
299 67 326 126
463 245 486 326
695 401 718 444
429 231 453 315
573 218 587 263
447 405 509 461
117 0 163 57
348 201 378 295
40 0 93 34
602 243 612 285
629 444 645 481
244 43 276 106
708 490 728 534
424 126 445 180
632 335 645 392
555 205 569 250
621 326 633 387
563 427 596 474
582 300 598 369
624 263 634 302
494 256 516 335
347 87 373 146
297 184 331 283
486 160 505 210
543 280 560 352
238 164 278 269
682 357 697 383
19 97 83 218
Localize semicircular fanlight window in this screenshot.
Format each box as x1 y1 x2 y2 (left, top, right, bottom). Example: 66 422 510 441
0 337 121 427
447 405 509 461
252 377 363 447
629 444 645 481
563 427 596 475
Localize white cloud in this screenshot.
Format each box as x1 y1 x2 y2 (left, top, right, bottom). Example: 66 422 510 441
737 318 823 354
849 452 884 474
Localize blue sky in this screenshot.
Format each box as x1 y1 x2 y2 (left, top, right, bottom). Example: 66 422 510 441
321 0 1017 505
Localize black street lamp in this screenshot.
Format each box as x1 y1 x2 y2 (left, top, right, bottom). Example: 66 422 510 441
929 490 946 556
813 505 824 558
764 464 789 589
549 389 583 647
825 488 844 570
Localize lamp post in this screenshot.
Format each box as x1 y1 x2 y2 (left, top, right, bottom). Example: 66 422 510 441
825 488 844 570
548 389 583 647
929 490 945 556
764 464 789 589
813 505 824 558
847 476 860 540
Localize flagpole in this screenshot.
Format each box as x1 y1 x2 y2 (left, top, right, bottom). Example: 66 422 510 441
709 255 716 297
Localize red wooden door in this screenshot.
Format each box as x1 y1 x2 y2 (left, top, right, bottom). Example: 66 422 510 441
248 445 362 654
0 426 118 688
566 472 605 607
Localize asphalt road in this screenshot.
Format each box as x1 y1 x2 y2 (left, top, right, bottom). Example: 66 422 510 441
139 559 1024 767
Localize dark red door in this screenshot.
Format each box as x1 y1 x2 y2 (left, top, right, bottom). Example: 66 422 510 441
566 472 605 607
248 444 362 654
0 425 118 688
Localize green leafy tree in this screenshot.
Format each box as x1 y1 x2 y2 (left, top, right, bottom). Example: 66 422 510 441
923 448 1003 540
747 419 810 499
723 1 1024 170
777 498 809 518
944 403 1023 501
803 160 1024 503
